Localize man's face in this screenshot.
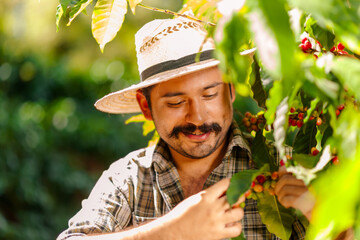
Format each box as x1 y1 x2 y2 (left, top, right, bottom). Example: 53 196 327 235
140 66 235 159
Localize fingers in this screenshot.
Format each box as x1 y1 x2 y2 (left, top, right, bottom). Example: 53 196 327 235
224 222 242 238
278 165 291 177
274 170 315 219
276 185 308 208
219 195 231 211
275 174 305 194
225 207 244 223
206 178 230 198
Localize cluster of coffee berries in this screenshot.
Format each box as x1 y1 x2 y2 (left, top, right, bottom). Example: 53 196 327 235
244 172 279 200
242 112 267 132
299 37 313 53
288 107 325 127
330 43 348 55
336 104 345 117
288 107 306 128
311 147 340 165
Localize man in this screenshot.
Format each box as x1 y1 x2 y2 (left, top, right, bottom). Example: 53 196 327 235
57 17 311 240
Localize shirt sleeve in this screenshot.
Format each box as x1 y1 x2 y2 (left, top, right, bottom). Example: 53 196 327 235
57 160 134 240
291 217 307 239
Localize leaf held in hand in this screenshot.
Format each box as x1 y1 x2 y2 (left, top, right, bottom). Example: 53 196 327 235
257 192 296 240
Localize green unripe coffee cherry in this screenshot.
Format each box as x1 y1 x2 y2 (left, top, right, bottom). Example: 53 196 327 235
263 181 271 190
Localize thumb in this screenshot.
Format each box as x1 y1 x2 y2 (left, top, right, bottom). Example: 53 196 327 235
206 178 230 198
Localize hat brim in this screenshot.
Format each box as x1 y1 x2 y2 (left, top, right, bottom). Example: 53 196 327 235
94 58 220 114
95 47 257 114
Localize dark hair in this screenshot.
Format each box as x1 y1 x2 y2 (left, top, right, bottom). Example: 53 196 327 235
141 85 155 111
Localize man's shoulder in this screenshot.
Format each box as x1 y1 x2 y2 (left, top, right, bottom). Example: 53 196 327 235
108 145 157 173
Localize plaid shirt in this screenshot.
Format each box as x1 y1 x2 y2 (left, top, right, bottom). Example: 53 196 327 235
57 122 305 240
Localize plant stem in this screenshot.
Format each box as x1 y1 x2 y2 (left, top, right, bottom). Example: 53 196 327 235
137 3 216 27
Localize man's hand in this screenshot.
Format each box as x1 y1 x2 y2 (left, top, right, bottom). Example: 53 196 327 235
166 178 244 240
274 166 315 220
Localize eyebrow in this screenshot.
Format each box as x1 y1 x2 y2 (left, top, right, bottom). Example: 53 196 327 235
161 82 223 98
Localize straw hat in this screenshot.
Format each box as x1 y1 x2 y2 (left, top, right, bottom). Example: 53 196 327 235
94 17 220 114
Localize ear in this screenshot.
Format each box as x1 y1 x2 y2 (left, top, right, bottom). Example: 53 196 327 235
229 83 236 103
136 89 153 120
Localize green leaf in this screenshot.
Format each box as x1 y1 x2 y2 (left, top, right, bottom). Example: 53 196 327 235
331 56 360 102
128 0 142 14
293 120 317 154
125 114 146 124
68 0 93 25
147 131 159 147
60 0 73 11
250 58 267 108
355 205 360 239
303 98 320 123
292 153 318 169
227 169 259 205
305 16 335 50
290 0 360 54
257 191 296 240
231 232 246 240
306 109 360 239
302 57 340 102
142 120 155 136
56 4 64 32
92 0 128 52
306 149 360 239
265 80 282 126
248 0 299 85
251 131 277 171
216 12 253 97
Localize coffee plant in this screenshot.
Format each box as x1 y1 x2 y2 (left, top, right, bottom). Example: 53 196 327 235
57 0 360 239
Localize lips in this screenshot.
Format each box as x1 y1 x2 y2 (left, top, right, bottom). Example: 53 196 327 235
183 131 211 141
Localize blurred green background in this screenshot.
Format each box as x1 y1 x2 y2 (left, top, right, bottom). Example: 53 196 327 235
0 0 182 239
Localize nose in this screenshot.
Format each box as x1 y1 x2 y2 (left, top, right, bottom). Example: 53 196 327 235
185 98 207 126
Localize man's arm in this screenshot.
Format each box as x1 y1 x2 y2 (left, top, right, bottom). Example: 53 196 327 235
63 179 245 240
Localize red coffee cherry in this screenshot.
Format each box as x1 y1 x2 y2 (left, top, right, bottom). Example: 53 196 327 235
297 120 303 128
337 43 345 51
311 147 319 156
271 171 279 180
298 112 304 120
245 112 252 118
280 159 285 166
316 117 323 126
256 174 266 184
331 156 339 165
304 40 312 49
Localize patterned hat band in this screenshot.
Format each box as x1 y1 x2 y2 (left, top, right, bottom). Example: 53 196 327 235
140 50 214 81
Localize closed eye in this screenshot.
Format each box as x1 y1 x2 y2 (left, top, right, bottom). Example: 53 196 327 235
167 101 185 107
203 92 218 99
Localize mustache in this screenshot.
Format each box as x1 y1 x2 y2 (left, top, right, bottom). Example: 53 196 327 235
169 123 222 139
